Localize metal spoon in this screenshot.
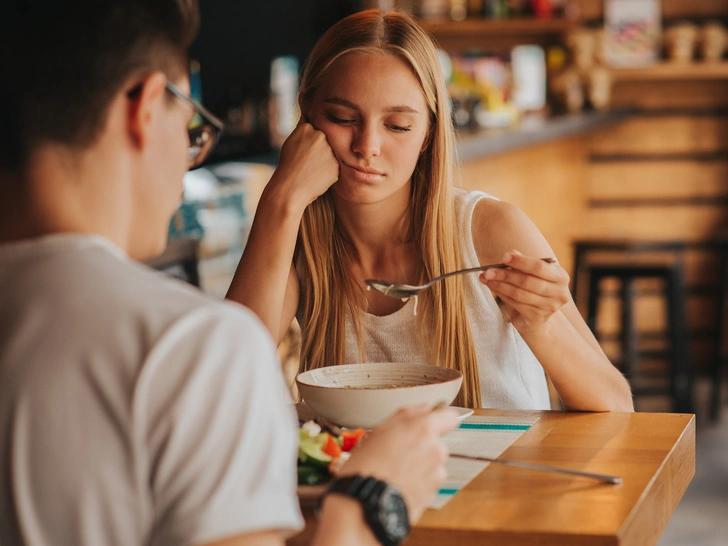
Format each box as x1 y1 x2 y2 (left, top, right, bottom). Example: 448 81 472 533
449 453 622 485
364 257 557 300
427 402 621 485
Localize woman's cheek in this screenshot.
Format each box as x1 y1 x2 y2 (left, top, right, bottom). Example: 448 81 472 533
401 135 425 163
319 124 348 156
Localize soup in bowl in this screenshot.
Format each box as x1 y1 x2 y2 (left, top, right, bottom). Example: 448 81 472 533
296 363 463 429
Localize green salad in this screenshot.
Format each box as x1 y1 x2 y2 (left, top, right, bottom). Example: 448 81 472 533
297 420 366 486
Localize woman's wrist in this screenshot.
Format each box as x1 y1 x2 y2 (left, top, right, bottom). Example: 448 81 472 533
258 175 310 221
513 310 561 342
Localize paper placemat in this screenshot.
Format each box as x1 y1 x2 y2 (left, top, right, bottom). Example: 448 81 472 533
430 415 540 509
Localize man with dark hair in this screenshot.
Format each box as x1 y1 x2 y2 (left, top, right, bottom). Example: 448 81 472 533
0 2 457 546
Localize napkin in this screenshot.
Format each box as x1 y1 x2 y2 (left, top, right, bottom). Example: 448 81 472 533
430 415 540 509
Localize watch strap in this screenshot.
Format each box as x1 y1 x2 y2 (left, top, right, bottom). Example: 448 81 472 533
320 474 407 546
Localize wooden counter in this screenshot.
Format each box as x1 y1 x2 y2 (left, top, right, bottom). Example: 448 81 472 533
456 109 633 161
288 409 695 546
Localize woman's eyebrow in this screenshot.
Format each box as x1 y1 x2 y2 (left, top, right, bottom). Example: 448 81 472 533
323 97 419 114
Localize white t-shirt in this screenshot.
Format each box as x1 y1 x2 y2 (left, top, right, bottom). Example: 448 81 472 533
0 234 303 546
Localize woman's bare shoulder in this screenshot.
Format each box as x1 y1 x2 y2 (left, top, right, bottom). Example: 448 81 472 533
471 197 554 264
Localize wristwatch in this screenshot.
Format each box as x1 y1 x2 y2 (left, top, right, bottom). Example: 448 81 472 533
320 474 410 546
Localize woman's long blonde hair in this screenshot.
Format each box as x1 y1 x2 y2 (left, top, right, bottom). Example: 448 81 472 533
295 9 481 408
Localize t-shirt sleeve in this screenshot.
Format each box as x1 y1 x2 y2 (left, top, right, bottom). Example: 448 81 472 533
137 302 303 546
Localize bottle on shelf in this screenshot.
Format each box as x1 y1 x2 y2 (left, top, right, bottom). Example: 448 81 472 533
531 0 553 19
483 0 509 19
417 0 449 19
450 0 467 21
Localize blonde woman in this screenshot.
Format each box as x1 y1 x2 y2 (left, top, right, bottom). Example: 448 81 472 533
227 9 633 412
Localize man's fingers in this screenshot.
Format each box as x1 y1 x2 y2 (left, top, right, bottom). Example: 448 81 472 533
428 406 460 435
390 403 459 436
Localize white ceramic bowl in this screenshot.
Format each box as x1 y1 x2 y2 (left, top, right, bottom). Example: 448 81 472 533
296 363 463 429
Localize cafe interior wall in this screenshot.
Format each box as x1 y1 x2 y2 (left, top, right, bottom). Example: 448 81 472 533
393 0 728 416
182 1 728 412
571 1 728 414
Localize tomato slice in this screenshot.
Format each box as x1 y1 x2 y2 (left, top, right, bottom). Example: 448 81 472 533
341 428 366 452
321 432 342 458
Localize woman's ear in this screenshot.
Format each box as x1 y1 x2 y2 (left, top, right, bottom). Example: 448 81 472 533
125 71 168 150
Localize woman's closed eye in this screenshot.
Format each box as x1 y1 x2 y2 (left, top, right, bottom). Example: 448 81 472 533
325 113 356 125
325 113 411 133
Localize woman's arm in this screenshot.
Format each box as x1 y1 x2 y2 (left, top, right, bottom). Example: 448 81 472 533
472 199 634 412
226 123 339 343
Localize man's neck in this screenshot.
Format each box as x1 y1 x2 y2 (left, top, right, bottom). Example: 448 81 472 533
0 146 128 248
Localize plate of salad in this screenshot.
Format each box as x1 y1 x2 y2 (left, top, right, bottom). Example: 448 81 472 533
294 402 473 504
297 419 366 493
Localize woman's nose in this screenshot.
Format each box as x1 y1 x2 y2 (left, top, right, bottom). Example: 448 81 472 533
351 124 380 158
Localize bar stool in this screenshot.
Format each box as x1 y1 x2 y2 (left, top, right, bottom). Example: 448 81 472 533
712 245 728 420
572 241 693 414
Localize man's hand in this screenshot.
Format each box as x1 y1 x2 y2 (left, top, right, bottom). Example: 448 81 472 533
337 403 459 523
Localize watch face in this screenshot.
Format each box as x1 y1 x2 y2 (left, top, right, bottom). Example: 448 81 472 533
378 487 410 540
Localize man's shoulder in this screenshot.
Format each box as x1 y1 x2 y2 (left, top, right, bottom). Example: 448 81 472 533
67 236 220 312
108 251 267 343
3 234 264 346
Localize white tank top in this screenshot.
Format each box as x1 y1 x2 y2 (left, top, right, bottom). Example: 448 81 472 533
343 189 552 410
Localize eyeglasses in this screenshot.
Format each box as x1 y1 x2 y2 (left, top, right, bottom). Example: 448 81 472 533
164 81 224 169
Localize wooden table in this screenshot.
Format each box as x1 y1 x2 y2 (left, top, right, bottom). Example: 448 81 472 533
288 409 695 546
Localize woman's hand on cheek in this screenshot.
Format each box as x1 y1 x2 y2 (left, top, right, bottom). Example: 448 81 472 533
271 121 340 209
480 250 570 334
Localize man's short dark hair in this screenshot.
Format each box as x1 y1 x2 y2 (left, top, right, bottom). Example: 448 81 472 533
0 0 200 172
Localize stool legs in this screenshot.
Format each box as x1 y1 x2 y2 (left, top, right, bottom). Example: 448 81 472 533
582 265 692 414
621 278 637 385
711 251 728 421
587 272 600 335
667 267 693 414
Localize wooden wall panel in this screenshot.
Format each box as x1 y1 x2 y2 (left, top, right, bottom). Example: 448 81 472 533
588 161 728 201
582 206 728 240
590 117 728 156
610 81 728 110
457 137 589 276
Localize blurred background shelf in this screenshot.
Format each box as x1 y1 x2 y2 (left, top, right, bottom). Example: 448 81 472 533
611 62 728 82
421 16 576 55
417 0 728 32
421 17 577 37
568 0 728 21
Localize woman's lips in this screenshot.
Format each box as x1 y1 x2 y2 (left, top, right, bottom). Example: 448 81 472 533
343 162 385 181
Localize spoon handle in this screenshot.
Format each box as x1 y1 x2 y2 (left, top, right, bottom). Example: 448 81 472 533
450 453 621 485
433 257 556 284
